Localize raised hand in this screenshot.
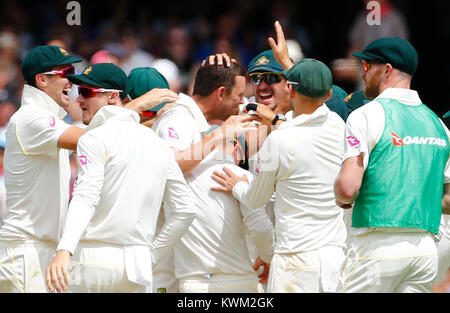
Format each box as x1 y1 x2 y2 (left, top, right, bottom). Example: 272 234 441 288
268 21 294 70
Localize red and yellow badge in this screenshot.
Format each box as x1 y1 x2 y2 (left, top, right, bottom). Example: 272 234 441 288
59 47 69 56
83 66 93 75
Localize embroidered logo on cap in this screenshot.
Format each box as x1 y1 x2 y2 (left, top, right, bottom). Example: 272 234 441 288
255 56 270 66
60 48 69 56
83 66 93 75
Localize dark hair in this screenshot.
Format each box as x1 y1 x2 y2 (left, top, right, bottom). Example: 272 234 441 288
192 60 245 97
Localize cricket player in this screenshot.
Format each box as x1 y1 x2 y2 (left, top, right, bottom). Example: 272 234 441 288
334 37 450 292
45 63 195 293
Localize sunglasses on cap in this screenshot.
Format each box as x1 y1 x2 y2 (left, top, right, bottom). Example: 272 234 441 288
78 85 123 98
249 72 283 85
41 66 75 78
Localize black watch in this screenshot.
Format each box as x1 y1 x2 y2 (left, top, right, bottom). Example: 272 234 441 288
272 114 286 125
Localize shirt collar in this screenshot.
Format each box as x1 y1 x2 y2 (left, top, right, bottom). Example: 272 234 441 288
376 88 422 106
278 103 329 129
175 93 210 133
86 105 140 131
21 84 67 119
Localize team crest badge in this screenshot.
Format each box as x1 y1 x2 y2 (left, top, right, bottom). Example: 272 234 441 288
255 56 270 66
83 66 93 75
59 47 69 56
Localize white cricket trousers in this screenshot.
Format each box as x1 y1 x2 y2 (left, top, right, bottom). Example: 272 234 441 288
152 249 178 293
0 240 56 293
267 246 345 293
67 242 147 293
179 273 263 293
338 231 438 293
434 233 450 286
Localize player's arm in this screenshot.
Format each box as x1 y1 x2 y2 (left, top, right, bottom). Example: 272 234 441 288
152 149 196 264
443 184 450 215
334 154 365 209
173 115 257 175
57 126 85 150
46 134 106 293
124 88 178 113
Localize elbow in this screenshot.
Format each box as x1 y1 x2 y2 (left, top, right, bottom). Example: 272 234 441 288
334 177 360 203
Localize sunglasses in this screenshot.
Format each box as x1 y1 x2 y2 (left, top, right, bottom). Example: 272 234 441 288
41 66 75 78
249 72 283 85
78 85 123 98
362 60 383 72
139 110 157 118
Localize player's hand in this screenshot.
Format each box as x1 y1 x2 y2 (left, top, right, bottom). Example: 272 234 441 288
126 88 178 113
214 114 258 142
244 102 277 126
253 257 270 284
202 53 236 67
46 250 71 293
211 166 248 194
268 21 294 70
140 102 174 128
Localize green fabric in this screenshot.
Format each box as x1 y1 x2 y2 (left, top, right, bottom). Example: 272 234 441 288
69 63 129 99
282 58 332 98
247 50 284 74
352 98 449 234
325 85 349 122
351 37 418 76
21 45 82 83
128 67 169 99
345 90 372 113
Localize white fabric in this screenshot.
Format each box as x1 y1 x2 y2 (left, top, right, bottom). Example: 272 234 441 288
68 241 146 293
232 104 347 254
339 232 438 293
0 85 71 243
179 273 262 293
57 105 194 289
0 240 56 293
124 245 153 286
434 215 450 285
153 92 210 154
154 94 274 279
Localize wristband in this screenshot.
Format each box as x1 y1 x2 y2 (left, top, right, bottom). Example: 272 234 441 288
246 103 258 112
272 114 280 125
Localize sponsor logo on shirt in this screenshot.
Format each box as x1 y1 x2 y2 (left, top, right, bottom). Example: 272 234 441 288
78 155 91 165
168 127 179 140
49 116 56 127
391 131 447 147
346 136 360 147
391 132 404 146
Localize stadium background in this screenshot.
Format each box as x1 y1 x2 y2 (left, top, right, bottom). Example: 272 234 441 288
0 0 449 115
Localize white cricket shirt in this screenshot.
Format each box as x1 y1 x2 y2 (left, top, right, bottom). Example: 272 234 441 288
233 104 347 254
57 105 195 261
0 85 71 242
